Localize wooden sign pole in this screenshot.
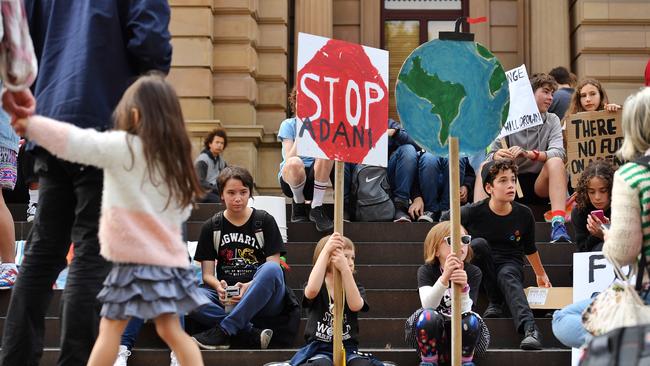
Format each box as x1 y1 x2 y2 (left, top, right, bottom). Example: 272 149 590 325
449 137 462 366
333 161 345 366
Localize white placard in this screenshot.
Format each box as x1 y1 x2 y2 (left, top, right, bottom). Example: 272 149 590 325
498 65 543 138
526 288 549 305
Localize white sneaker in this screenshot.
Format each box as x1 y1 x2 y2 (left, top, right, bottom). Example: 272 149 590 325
26 203 36 223
170 351 180 366
114 345 130 366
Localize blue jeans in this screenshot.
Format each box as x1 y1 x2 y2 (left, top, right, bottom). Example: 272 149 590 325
552 291 650 348
418 153 467 212
189 261 285 335
388 145 417 201
120 316 186 349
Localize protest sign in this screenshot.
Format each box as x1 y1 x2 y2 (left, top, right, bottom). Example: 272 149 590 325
498 64 542 138
566 110 624 186
295 33 389 166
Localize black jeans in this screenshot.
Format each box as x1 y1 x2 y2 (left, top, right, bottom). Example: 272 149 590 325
0 151 110 366
470 237 534 333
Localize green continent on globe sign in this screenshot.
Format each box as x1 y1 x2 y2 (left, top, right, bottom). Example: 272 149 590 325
398 56 466 146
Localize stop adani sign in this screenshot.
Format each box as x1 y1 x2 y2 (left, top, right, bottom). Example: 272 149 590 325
296 33 389 167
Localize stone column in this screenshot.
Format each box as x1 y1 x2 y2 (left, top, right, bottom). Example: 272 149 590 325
528 0 570 74
295 0 333 38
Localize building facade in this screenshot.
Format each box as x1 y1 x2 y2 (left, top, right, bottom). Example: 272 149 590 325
169 0 650 194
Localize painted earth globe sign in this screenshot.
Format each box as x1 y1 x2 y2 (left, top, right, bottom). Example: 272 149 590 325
395 39 510 157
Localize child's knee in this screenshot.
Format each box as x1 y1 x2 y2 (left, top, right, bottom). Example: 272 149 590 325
415 309 445 350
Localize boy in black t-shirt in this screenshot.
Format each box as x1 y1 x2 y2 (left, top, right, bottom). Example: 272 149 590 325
190 166 287 350
441 159 551 350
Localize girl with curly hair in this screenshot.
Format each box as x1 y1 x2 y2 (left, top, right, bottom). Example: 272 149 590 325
570 160 615 252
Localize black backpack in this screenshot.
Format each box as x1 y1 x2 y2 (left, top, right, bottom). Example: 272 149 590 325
209 209 300 348
350 164 395 222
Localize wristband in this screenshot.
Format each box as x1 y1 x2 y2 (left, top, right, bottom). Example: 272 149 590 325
531 149 540 161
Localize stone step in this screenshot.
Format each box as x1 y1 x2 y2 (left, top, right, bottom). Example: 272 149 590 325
287 242 575 265
286 264 572 289
20 347 571 366
0 317 565 349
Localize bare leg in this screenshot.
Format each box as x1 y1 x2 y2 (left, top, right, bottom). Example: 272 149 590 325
87 318 129 366
534 157 567 212
281 157 307 187
0 193 15 263
313 158 334 183
154 313 204 366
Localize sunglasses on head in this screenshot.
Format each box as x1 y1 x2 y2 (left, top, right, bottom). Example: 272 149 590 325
443 235 472 246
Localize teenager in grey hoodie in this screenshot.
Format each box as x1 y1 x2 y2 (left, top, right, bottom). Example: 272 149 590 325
475 73 571 243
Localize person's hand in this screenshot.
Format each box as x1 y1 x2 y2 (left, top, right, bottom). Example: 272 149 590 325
508 146 526 158
441 254 463 285
2 89 35 121
408 197 424 220
330 248 350 273
11 118 29 136
494 148 514 160
459 186 469 204
324 232 344 256
231 281 251 303
586 214 609 239
449 267 468 287
216 279 228 302
604 103 621 112
536 273 552 288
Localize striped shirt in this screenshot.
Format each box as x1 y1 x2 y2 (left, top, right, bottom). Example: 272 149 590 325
603 161 650 265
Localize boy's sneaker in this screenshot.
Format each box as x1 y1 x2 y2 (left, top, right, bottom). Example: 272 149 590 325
249 327 273 349
393 198 411 222
520 324 543 350
417 211 437 223
169 351 179 366
0 267 18 289
191 326 231 350
26 203 37 223
290 202 309 223
113 345 131 366
482 302 504 318
309 205 334 232
550 222 571 243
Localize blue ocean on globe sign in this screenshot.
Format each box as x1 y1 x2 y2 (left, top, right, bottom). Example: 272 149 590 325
396 39 509 157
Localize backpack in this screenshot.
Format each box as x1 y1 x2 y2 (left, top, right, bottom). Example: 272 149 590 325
209 209 300 348
350 164 395 222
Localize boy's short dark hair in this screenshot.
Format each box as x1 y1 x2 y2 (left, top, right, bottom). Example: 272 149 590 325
481 159 519 194
217 166 254 197
530 73 558 93
549 66 572 85
203 128 228 150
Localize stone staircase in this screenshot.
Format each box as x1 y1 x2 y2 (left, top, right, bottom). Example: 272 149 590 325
1 203 573 365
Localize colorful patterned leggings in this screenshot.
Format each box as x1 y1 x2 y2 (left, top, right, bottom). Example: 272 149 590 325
415 309 481 364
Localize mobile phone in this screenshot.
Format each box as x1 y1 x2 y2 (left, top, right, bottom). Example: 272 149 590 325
591 209 605 222
225 285 240 298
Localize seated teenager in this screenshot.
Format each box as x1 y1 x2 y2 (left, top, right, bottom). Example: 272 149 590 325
387 118 420 222
474 73 571 243
190 166 287 349
279 88 334 232
571 160 614 252
442 159 551 350
194 128 228 203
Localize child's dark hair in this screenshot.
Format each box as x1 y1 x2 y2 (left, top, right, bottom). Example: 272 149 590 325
217 166 254 198
203 128 228 150
575 160 615 209
482 159 519 194
113 73 204 208
288 85 297 115
549 66 572 85
530 73 558 93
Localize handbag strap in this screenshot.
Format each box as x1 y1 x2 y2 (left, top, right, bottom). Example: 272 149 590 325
636 249 647 292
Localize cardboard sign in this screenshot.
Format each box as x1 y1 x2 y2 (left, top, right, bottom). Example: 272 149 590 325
498 65 542 138
566 110 624 186
295 33 389 167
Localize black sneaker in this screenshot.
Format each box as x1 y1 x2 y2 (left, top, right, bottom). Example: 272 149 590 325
417 211 437 223
393 198 411 222
249 327 273 349
482 303 504 318
520 325 543 350
309 205 334 232
291 202 309 223
191 326 231 350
